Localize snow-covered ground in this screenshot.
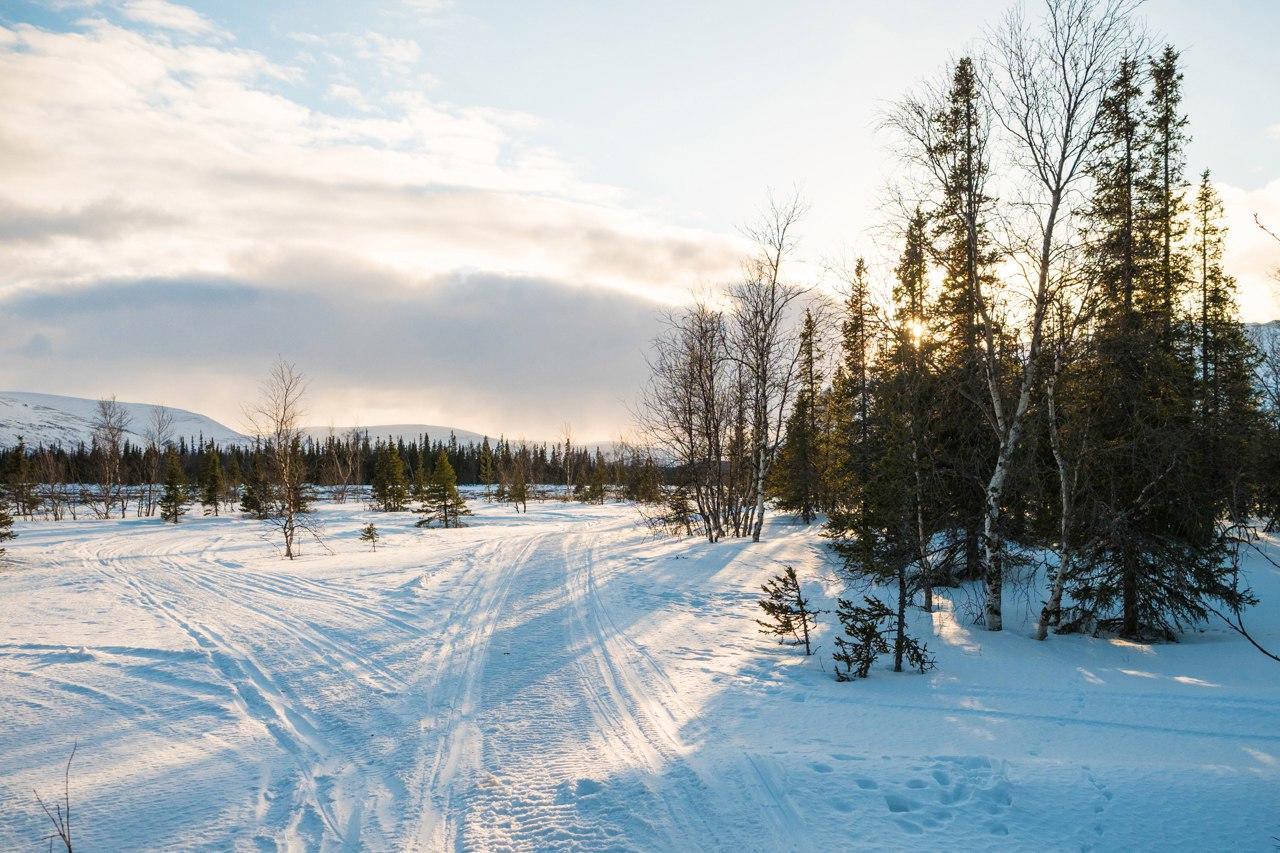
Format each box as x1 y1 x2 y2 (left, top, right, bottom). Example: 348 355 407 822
1 500 1277 851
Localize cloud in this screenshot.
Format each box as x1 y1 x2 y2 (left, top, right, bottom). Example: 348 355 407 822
119 0 225 38
0 270 663 439
353 31 421 76
0 18 740 433
1218 177 1280 322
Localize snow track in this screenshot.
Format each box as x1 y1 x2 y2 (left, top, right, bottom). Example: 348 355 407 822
3 502 1279 850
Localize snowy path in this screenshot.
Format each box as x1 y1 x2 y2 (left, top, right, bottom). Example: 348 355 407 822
2 501 1279 850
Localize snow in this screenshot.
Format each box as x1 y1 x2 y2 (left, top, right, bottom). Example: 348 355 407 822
0 392 249 449
1 500 1277 850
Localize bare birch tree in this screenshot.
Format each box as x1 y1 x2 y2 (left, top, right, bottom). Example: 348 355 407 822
90 397 130 519
244 360 315 559
975 0 1137 629
731 193 808 542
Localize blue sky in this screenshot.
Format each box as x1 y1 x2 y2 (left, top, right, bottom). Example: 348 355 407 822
1 0 1278 436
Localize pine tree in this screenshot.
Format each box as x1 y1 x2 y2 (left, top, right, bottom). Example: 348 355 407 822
826 258 877 569
832 595 933 680
359 522 379 551
5 438 38 520
158 449 187 524
201 450 224 516
411 447 429 505
225 453 242 510
583 451 607 504
509 458 528 512
0 495 16 559
755 565 818 655
772 309 824 523
931 56 1000 583
1191 171 1260 522
371 444 409 512
417 449 471 528
1069 53 1249 639
478 437 495 500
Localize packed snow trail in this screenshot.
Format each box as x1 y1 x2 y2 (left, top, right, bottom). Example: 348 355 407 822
2 500 1279 850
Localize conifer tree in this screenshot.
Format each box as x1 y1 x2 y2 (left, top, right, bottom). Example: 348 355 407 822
1191 171 1260 521
509 458 528 512
772 309 824 523
930 56 1000 583
417 449 471 528
224 454 242 511
756 565 818 655
371 444 409 512
158 449 187 524
0 495 15 559
826 259 877 569
411 447 429 505
583 451 607 504
832 595 933 680
1069 52 1249 639
478 437 495 500
201 450 224 516
6 438 37 520
360 522 379 551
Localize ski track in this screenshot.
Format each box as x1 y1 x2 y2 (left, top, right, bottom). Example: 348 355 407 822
4 503 1278 851
20 506 760 850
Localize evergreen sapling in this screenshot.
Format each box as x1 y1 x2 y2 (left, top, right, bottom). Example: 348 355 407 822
756 565 819 655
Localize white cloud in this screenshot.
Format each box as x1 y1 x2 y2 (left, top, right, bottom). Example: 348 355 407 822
1218 178 1280 322
119 0 225 38
0 18 740 430
326 83 371 111
354 31 421 76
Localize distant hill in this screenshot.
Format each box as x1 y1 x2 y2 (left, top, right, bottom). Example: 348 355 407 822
301 424 493 446
0 391 629 453
301 424 627 454
0 391 249 448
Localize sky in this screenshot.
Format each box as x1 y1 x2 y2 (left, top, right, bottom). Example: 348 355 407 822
1 0 1278 440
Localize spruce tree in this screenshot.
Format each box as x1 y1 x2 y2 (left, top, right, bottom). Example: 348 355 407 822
411 447 428 506
1069 53 1249 639
509 459 528 512
0 495 16 560
158 449 187 524
756 565 818 655
832 595 934 681
359 522 379 551
417 449 471 528
6 438 37 520
826 258 877 569
930 56 1000 583
478 437 495 500
372 444 409 512
201 450 224 516
772 309 824 523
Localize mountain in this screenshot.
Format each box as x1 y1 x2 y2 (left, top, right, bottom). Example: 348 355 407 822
0 392 249 448
301 424 493 446
301 425 629 453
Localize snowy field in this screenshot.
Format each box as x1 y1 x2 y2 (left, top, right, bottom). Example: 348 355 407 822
1 499 1278 851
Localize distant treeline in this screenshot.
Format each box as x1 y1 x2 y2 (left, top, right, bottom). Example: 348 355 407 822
0 430 666 522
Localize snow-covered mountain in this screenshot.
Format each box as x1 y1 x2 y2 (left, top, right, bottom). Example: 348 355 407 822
301 424 493 446
0 392 249 448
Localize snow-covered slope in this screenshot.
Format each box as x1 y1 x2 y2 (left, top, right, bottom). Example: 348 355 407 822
1 502 1276 849
303 424 627 453
302 423 493 446
0 391 249 448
